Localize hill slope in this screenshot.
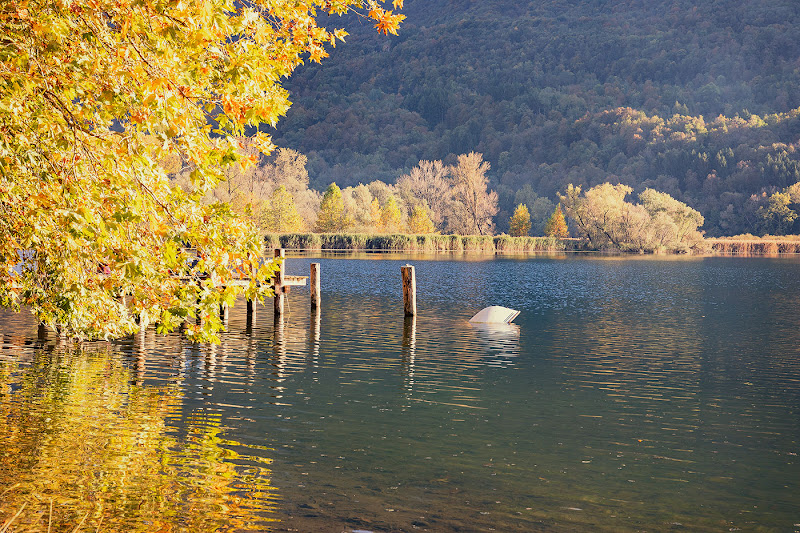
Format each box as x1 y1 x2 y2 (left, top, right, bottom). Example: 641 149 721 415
270 0 800 235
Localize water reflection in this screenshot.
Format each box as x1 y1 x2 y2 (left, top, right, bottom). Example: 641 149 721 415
2 256 800 532
469 322 520 368
401 315 416 393
0 340 278 532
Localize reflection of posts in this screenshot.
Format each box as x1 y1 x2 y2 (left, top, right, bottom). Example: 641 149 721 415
219 299 229 328
401 264 416 316
246 298 256 332
310 307 321 367
206 343 217 379
401 315 416 392
246 334 256 372
134 325 146 385
273 248 285 316
273 313 287 388
311 263 321 310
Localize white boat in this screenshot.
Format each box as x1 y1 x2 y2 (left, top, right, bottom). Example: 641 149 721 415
469 306 520 324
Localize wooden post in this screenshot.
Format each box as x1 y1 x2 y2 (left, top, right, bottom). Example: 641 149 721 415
310 263 321 310
220 302 229 325
401 264 416 317
274 248 285 316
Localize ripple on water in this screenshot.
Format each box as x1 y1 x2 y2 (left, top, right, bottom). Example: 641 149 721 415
2 255 800 532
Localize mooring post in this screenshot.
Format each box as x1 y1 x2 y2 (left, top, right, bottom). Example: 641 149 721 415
401 264 416 317
274 248 285 316
310 262 321 310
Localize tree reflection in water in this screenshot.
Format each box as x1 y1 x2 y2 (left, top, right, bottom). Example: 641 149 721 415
0 346 277 532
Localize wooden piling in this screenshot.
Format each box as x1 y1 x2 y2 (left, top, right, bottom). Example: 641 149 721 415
401 264 416 317
310 263 321 310
274 248 285 316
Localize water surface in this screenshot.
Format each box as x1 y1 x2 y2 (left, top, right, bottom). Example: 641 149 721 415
1 255 799 532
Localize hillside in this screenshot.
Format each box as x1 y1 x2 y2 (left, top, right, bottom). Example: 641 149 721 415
270 0 800 235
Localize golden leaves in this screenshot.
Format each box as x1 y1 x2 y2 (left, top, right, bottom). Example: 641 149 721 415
0 0 402 341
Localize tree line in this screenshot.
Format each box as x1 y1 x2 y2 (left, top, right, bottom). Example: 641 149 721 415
271 0 800 237
177 144 719 254
185 148 503 236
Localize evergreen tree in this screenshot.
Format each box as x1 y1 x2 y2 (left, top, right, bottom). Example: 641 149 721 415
315 183 349 232
544 205 569 238
509 204 532 236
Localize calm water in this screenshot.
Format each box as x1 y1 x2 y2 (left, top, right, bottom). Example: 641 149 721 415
1 254 799 532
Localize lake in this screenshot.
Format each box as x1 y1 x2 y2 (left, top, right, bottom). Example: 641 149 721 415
1 254 799 532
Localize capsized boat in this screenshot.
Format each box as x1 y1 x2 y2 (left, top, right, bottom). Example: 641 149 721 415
469 306 520 324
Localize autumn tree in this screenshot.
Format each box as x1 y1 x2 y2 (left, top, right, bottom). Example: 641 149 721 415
262 186 305 233
378 195 404 233
560 183 704 252
259 147 320 230
0 0 403 340
757 190 798 235
509 204 532 237
316 183 350 232
514 184 556 235
342 184 378 232
407 204 436 234
396 160 452 231
544 205 569 238
447 153 498 235
260 148 311 195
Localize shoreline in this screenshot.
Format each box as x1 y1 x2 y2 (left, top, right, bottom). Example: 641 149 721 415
264 233 800 256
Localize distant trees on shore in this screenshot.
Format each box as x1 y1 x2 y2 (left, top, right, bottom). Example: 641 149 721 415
560 184 705 253
193 148 500 236
174 144 800 250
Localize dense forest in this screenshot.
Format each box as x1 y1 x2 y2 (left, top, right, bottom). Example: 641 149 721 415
266 0 800 236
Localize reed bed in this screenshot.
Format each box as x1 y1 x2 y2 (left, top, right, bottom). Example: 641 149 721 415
263 233 573 253
267 233 800 255
707 236 800 255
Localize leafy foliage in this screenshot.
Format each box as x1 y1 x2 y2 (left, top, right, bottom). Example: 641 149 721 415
406 204 436 234
509 204 531 237
544 205 569 239
377 194 404 233
0 0 402 340
560 183 705 252
315 182 350 232
447 152 498 235
262 186 305 233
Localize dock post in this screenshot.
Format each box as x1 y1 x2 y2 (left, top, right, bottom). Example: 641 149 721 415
401 264 416 317
273 248 285 316
310 263 321 310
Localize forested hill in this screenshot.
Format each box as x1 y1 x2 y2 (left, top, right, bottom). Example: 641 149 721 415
270 0 800 235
